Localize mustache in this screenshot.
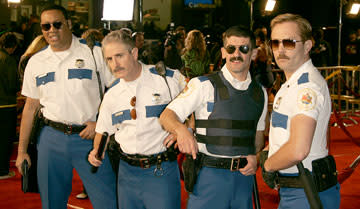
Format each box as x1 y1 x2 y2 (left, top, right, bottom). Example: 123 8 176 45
277 54 290 60
230 56 243 62
113 67 124 72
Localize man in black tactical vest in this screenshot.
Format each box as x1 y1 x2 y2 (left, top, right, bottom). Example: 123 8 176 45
160 25 268 209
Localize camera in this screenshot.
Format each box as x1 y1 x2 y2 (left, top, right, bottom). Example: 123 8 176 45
164 31 181 47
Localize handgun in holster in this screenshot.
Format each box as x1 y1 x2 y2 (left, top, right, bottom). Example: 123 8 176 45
182 154 202 193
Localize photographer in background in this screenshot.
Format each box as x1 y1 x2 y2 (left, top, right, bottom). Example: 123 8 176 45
164 25 185 70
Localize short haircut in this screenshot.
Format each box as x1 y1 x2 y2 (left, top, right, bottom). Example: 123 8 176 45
270 13 312 42
222 25 256 49
102 29 135 52
0 32 18 49
40 4 69 20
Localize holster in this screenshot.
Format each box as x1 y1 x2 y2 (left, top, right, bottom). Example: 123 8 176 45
106 134 120 174
312 155 338 192
22 106 44 193
182 154 202 193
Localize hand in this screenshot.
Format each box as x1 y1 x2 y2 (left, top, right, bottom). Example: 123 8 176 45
176 126 198 159
88 148 102 167
261 162 278 189
163 133 178 149
79 121 96 139
239 155 257 176
16 152 31 176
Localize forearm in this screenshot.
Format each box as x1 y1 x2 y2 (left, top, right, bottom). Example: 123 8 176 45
92 133 103 151
18 98 40 154
160 108 187 134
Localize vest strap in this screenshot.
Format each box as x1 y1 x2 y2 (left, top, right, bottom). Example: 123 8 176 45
196 134 254 147
195 119 256 129
207 73 229 100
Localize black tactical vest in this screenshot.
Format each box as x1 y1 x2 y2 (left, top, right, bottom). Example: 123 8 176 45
195 71 264 156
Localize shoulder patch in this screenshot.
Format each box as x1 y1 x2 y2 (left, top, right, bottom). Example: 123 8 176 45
298 73 309 85
297 88 316 111
198 76 209 82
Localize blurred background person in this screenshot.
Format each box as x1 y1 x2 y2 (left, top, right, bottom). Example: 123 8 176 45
132 31 151 64
164 31 183 70
343 30 360 66
81 28 104 42
18 35 48 85
310 28 333 67
0 32 19 180
181 29 210 79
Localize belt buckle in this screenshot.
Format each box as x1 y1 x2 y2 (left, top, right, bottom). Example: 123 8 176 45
65 125 72 135
230 157 241 171
139 158 150 169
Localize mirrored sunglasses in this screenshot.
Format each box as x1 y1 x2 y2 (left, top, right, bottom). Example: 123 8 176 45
41 22 63 31
225 45 250 54
270 39 302 50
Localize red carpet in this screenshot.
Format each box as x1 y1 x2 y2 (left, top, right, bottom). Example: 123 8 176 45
1 117 359 209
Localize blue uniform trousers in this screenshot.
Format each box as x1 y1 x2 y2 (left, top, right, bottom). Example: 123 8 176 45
188 167 254 209
117 159 181 209
278 183 340 209
37 126 117 209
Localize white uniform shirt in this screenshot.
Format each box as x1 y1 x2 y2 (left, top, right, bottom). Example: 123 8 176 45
22 35 114 125
167 65 268 158
268 60 331 173
96 63 186 155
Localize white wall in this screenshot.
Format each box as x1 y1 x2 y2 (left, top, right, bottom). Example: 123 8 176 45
143 0 172 30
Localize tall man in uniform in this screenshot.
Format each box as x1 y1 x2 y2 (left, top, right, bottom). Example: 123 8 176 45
88 30 186 209
262 13 340 208
15 4 117 209
159 25 268 209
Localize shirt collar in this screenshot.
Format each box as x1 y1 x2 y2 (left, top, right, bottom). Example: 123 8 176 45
284 59 312 86
221 64 252 90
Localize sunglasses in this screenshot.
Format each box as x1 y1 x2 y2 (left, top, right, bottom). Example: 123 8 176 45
130 96 136 120
41 22 63 31
270 39 303 50
225 45 250 54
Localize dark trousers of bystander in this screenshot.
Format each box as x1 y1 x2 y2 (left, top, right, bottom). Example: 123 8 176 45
0 107 17 176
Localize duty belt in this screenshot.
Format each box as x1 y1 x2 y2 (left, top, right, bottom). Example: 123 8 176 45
277 175 303 188
199 153 248 171
118 148 178 169
43 118 86 135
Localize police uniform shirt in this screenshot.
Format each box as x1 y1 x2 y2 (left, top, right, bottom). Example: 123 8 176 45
268 60 331 174
95 63 186 155
22 35 114 125
167 65 268 158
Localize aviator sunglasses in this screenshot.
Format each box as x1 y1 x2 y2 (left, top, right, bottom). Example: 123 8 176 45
225 45 250 54
41 21 63 31
270 39 303 50
130 96 136 120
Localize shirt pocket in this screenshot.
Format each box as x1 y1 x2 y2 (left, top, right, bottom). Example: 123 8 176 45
36 72 56 99
67 69 97 94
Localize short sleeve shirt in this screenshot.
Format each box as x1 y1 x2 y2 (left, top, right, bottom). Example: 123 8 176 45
96 63 186 155
22 35 114 125
268 60 331 173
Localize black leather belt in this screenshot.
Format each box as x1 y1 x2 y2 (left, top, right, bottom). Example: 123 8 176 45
199 153 248 171
43 118 86 135
119 148 178 169
277 175 303 188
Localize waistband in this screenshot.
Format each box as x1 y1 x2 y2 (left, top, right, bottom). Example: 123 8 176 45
119 147 178 169
199 153 248 171
43 118 86 135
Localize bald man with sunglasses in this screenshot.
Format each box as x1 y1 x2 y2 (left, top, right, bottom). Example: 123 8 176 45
262 13 340 209
16 4 117 209
159 25 268 209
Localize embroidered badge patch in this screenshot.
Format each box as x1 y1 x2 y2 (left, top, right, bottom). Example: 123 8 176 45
274 97 282 110
75 59 85 68
177 82 195 98
297 88 316 111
